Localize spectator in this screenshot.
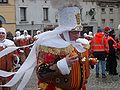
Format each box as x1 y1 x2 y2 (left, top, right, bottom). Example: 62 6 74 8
90 27 108 78
103 26 111 72
107 29 118 75
104 26 110 39
33 30 42 41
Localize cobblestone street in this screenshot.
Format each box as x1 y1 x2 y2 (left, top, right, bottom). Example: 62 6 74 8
86 59 120 90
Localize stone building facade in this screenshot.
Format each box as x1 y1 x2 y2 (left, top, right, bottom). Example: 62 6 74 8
0 0 16 35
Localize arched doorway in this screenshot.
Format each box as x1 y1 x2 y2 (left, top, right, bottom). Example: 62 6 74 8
0 15 6 24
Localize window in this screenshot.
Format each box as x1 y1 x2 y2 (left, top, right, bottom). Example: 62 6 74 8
101 19 105 24
43 8 49 21
22 0 24 2
109 19 114 27
20 7 27 21
109 8 113 14
0 0 8 3
44 0 47 3
101 8 106 14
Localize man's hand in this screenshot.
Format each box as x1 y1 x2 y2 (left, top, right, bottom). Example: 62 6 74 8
66 54 79 66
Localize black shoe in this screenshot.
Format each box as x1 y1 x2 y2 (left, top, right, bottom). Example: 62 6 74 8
102 74 106 78
96 74 99 78
109 72 113 75
91 65 94 69
113 73 118 75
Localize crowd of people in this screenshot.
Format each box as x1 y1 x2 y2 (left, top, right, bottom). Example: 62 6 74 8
0 6 120 90
84 26 120 78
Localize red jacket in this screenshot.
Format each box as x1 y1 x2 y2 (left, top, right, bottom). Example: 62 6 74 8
91 32 108 53
107 36 117 49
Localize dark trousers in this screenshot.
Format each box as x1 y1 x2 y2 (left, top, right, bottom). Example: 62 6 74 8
107 54 117 74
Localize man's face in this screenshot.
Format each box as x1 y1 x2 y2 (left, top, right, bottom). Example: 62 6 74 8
24 32 27 36
0 32 5 41
69 31 80 41
60 31 80 41
104 30 109 34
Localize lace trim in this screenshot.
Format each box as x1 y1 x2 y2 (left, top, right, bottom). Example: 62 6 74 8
38 45 74 55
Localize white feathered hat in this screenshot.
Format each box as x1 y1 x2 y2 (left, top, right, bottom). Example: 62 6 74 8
24 30 28 33
76 38 90 49
83 33 88 37
36 30 41 35
0 27 6 35
88 31 93 38
54 6 83 32
16 31 21 36
53 6 83 41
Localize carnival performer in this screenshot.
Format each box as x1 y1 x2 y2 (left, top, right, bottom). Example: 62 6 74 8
0 27 20 90
13 31 21 46
35 5 92 90
0 1 97 90
84 32 94 69
88 32 93 40
13 31 27 65
19 30 33 57
14 31 21 39
33 30 42 41
20 30 32 41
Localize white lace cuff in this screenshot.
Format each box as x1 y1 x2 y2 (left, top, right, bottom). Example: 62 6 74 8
57 58 70 75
